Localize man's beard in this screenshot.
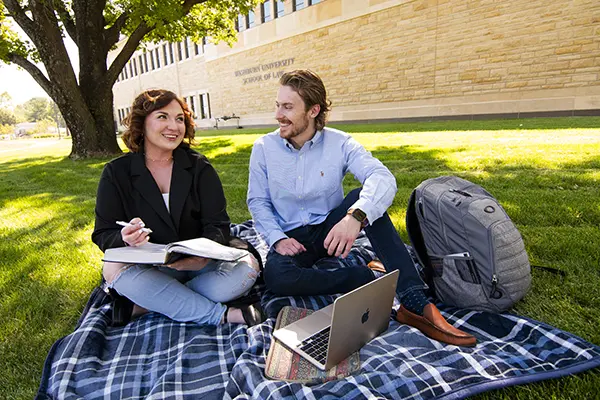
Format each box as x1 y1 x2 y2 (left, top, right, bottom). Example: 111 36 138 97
279 114 310 140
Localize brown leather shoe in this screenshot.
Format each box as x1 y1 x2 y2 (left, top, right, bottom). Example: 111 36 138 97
396 304 476 347
367 259 387 273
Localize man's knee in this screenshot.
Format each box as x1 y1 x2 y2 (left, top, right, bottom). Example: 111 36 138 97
264 254 300 295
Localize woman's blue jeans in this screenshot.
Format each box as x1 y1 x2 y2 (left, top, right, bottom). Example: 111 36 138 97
108 258 258 326
264 188 425 298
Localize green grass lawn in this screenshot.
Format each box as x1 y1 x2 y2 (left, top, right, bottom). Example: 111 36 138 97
1 117 599 399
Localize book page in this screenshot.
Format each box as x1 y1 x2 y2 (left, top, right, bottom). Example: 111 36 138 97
166 238 248 261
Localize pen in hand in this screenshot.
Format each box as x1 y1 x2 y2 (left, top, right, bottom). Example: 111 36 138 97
116 221 153 234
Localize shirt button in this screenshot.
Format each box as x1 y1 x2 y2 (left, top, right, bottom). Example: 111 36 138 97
298 176 302 179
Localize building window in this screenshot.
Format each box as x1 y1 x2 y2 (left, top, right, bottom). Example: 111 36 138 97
237 14 246 31
183 39 190 59
143 53 149 72
150 50 155 70
128 61 133 77
261 0 272 22
199 93 211 119
275 0 285 18
154 48 161 68
293 0 305 11
248 10 255 28
138 55 144 74
162 44 168 65
310 0 321 4
184 96 197 118
177 42 183 61
195 37 207 55
169 43 175 64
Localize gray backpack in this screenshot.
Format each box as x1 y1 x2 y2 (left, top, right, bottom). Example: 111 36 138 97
406 176 531 313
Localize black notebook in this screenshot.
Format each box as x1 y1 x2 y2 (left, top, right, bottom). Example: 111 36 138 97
102 238 248 265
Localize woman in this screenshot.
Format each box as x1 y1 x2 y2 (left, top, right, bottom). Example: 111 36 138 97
92 89 263 326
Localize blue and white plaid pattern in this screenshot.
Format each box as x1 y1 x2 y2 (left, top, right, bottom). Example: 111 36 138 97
37 221 600 399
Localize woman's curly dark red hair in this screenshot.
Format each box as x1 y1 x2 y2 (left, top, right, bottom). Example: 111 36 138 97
121 89 195 153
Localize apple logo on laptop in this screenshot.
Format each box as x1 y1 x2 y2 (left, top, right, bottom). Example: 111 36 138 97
361 308 370 324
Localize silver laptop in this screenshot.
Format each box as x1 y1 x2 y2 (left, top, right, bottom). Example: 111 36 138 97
273 270 398 370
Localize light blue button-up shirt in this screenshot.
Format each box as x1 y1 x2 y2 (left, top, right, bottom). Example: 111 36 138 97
247 127 397 247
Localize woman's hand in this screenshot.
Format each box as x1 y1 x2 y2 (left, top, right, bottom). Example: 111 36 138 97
121 217 150 247
166 256 211 271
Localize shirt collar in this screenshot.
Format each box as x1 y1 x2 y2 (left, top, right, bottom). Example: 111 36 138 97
282 129 324 151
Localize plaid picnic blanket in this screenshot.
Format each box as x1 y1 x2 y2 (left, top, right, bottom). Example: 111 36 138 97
37 221 600 399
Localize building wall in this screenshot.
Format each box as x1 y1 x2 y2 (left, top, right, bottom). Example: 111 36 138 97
112 0 600 128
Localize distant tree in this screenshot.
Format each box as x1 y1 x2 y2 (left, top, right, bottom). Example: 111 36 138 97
22 97 53 122
12 103 26 123
33 117 55 135
1 0 260 158
0 91 11 108
0 107 17 125
0 124 12 135
0 91 17 126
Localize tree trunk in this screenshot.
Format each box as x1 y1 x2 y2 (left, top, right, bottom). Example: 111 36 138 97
48 73 122 159
69 0 122 158
5 0 123 159
62 97 121 158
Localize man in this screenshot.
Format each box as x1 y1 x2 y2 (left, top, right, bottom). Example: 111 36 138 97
247 70 475 346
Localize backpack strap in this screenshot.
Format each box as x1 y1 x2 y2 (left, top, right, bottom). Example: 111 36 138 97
406 190 435 295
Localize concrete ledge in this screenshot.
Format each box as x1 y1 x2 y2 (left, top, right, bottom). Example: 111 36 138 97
326 109 600 124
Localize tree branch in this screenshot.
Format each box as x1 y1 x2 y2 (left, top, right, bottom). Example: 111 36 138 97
7 53 54 97
4 0 35 37
105 21 152 85
52 0 77 45
104 0 208 51
104 11 131 51
104 0 208 84
182 0 208 13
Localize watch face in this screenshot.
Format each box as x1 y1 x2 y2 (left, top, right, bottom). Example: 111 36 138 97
352 208 367 222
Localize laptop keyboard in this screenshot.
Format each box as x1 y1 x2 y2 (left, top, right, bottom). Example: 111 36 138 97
298 326 331 365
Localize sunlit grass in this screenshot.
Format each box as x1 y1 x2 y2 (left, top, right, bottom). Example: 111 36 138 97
1 117 599 399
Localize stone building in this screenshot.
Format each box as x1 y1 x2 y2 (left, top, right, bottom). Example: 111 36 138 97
110 0 600 130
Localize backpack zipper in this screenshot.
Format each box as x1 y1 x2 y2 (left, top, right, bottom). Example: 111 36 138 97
454 189 502 296
491 274 500 298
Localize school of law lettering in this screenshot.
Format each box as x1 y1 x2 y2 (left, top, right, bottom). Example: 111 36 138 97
234 58 295 85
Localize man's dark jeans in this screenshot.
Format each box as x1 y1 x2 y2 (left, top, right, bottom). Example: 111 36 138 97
264 188 425 298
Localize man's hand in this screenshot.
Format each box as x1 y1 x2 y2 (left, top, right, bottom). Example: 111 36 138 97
274 238 307 256
166 256 211 271
324 215 361 258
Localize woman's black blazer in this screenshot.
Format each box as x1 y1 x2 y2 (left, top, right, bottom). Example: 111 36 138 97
92 146 232 252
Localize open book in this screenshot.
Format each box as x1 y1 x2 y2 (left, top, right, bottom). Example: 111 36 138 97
102 237 249 265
